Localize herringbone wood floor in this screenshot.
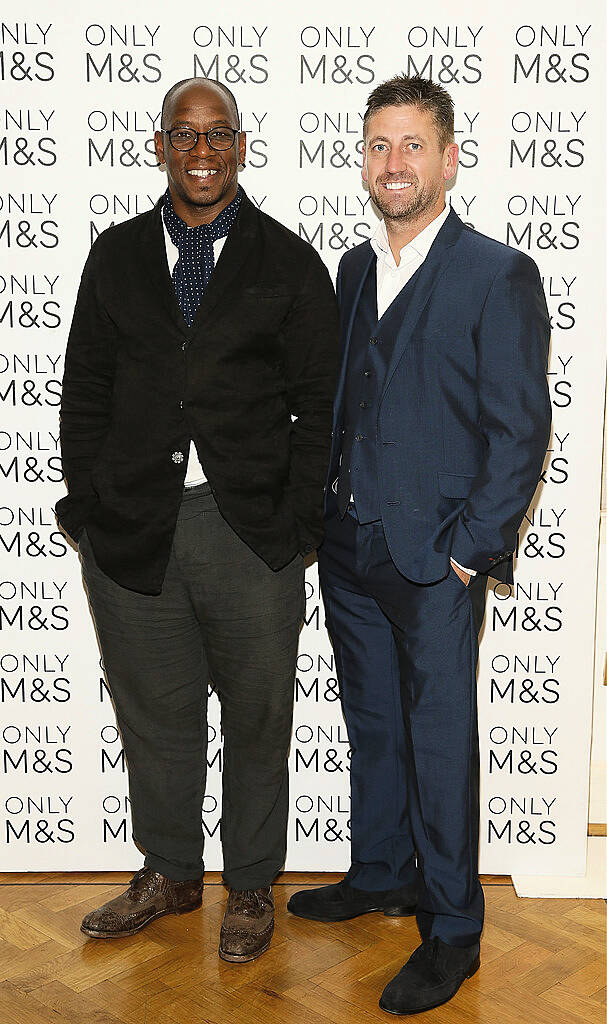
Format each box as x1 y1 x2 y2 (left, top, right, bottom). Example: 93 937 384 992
0 872 604 1023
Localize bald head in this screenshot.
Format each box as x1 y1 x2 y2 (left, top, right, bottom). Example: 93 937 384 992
161 78 239 129
154 74 246 226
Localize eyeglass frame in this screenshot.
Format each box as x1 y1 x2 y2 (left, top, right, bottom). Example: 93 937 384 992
160 126 240 153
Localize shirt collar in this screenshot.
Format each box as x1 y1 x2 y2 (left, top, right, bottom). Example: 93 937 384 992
370 204 450 270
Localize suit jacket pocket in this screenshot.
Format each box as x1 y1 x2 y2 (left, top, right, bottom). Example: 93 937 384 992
437 470 476 499
242 286 290 298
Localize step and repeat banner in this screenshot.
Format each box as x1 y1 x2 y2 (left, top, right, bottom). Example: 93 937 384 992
1 0 605 876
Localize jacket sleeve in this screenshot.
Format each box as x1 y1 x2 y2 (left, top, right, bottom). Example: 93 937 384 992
56 239 117 541
282 249 339 554
450 251 552 573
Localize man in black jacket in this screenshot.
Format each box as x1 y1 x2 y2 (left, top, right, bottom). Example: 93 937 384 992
57 77 338 962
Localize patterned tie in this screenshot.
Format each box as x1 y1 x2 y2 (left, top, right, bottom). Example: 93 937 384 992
162 186 242 327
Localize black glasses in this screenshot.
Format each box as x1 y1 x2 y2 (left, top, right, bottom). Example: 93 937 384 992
161 127 239 152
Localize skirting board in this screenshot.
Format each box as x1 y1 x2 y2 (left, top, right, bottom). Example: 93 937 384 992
512 837 607 898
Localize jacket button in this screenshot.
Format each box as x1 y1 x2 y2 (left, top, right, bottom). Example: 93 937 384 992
172 451 184 464
360 401 368 409
355 434 364 442
369 337 378 345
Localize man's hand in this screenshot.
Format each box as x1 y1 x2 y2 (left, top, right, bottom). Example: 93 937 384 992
450 559 471 587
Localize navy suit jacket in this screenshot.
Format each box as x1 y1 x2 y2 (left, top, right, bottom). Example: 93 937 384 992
327 208 552 585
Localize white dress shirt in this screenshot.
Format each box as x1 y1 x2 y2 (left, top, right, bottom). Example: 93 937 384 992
162 225 227 487
368 206 475 578
370 204 450 319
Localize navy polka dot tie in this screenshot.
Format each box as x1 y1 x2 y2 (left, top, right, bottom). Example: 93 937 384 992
162 187 242 327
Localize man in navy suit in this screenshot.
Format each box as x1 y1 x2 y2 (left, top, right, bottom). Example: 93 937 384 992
288 75 551 1014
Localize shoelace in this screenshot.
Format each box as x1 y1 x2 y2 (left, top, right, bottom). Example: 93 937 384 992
230 888 270 914
127 867 161 901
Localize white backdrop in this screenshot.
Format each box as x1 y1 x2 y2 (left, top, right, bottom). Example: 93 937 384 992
0 0 605 877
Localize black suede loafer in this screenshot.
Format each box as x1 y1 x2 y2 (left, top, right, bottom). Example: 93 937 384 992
379 937 480 1015
287 877 416 923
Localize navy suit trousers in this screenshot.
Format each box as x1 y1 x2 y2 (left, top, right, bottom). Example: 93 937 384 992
319 509 487 946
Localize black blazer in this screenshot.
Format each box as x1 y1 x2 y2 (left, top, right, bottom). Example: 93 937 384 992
57 191 339 594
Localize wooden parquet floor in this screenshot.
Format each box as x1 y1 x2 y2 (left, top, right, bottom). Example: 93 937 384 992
0 872 604 1024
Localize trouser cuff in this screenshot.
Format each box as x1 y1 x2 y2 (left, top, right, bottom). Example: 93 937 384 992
144 852 204 882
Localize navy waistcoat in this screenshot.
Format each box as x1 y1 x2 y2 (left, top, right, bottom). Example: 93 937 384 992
337 257 421 523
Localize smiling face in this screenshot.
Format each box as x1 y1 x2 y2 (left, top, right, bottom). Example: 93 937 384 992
154 82 246 226
362 104 458 230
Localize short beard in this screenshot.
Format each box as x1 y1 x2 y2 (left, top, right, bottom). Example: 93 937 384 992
173 181 231 210
371 179 442 225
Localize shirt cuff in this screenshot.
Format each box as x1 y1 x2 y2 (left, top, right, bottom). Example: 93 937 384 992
450 558 477 577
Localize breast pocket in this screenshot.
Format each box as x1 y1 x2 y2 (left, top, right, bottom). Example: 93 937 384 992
242 286 290 299
236 288 292 332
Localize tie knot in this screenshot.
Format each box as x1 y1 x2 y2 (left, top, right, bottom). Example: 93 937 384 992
162 187 242 249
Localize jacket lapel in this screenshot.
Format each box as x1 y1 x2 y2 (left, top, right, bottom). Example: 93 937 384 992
139 200 184 326
380 208 463 397
191 191 258 327
139 191 259 333
332 242 375 429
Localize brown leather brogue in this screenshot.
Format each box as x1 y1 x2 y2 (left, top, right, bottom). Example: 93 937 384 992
219 886 274 962
80 867 203 938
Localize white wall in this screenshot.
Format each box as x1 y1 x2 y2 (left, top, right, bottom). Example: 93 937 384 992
0 0 605 878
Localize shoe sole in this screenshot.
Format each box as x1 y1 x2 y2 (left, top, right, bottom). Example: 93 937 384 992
287 903 416 923
218 933 273 963
378 957 480 1015
80 899 202 939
